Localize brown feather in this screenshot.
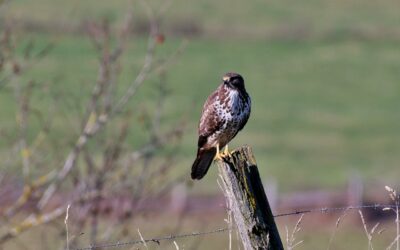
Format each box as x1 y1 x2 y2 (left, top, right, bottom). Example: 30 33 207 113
198 87 223 139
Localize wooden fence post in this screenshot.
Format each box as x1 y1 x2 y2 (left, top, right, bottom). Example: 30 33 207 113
217 145 284 250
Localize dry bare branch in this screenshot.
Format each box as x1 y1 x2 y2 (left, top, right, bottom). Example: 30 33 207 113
0 2 188 248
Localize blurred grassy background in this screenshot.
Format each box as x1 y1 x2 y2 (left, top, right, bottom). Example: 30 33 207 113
1 0 400 191
1 0 400 249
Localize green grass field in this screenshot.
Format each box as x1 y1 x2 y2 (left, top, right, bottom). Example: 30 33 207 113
1 1 400 249
2 33 399 192
1 0 400 192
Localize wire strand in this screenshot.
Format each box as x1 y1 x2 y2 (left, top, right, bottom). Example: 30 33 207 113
74 228 228 250
74 203 397 250
274 204 397 217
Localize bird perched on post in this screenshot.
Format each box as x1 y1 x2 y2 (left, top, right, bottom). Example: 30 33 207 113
191 72 251 180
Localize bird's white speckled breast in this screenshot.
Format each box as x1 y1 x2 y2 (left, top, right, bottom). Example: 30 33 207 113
207 87 251 148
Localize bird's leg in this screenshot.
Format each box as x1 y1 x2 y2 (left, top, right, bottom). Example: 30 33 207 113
223 144 232 157
214 144 223 160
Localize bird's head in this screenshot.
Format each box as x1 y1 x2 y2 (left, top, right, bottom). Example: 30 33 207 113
222 72 245 91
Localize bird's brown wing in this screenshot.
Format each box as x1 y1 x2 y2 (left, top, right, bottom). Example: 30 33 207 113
191 88 224 180
197 88 223 148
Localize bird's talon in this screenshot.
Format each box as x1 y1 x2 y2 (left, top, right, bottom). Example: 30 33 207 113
214 154 223 161
214 144 224 160
223 145 233 158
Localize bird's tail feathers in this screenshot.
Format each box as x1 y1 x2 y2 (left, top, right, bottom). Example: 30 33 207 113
191 147 217 180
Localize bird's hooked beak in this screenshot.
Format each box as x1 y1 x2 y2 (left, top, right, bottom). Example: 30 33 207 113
223 76 237 89
223 76 230 84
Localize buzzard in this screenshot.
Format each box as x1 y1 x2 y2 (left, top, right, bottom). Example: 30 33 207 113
191 72 251 180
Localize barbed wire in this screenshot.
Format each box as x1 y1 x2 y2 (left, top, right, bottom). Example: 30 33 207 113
74 227 228 250
74 203 397 250
274 203 397 217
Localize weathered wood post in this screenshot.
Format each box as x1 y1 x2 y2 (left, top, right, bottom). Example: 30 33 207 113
217 145 284 250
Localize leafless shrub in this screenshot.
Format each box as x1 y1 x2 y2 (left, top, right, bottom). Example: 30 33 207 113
0 1 188 248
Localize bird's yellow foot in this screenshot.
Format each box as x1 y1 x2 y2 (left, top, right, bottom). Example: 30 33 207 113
215 145 231 159
214 144 224 160
214 153 223 161
223 145 232 158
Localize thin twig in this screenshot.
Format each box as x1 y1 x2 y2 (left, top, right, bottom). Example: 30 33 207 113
65 204 71 250
0 206 66 245
387 236 400 250
218 178 233 250
327 208 349 250
286 214 304 250
384 186 400 250
137 229 149 250
359 210 379 250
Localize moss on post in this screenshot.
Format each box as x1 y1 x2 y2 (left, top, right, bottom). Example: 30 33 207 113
217 145 284 250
